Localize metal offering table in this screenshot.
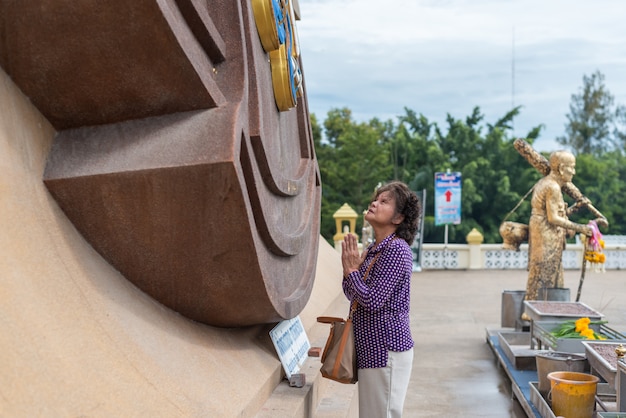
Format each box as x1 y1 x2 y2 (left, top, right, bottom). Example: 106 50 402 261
487 327 619 417
582 341 626 389
498 331 546 370
532 321 626 353
618 359 626 412
524 301 604 322
524 301 605 349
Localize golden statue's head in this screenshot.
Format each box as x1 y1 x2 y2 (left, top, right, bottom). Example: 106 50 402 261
549 151 576 183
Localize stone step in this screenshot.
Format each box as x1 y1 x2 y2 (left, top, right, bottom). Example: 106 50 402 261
254 354 357 418
314 375 358 418
254 294 358 418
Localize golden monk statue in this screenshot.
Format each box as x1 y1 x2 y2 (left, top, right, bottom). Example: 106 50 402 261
525 150 593 301
503 139 608 312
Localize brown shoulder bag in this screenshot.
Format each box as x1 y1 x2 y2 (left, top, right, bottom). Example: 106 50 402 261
317 253 380 384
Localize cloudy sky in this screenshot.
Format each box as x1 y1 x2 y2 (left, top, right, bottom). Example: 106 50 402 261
295 0 626 152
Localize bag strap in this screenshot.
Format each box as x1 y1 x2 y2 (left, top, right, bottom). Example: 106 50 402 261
317 316 345 324
331 315 353 380
348 251 382 318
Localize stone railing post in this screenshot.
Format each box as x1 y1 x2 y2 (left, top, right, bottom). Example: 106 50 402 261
466 228 484 269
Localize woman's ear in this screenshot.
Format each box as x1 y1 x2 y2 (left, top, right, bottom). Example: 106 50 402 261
392 213 405 225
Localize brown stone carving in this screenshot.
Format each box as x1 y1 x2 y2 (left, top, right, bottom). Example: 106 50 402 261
0 0 320 327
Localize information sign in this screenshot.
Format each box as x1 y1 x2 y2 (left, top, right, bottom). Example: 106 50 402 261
435 172 462 226
269 316 310 379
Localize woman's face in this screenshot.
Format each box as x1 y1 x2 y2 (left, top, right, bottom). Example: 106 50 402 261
365 190 401 228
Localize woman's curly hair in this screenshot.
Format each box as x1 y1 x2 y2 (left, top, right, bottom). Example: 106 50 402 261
373 181 421 245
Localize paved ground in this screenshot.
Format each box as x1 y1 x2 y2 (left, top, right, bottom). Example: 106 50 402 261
404 268 626 417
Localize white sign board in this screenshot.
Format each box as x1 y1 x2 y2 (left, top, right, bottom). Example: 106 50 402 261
269 316 310 379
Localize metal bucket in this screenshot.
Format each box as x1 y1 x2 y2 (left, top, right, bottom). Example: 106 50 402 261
536 352 587 396
501 290 526 328
537 287 570 301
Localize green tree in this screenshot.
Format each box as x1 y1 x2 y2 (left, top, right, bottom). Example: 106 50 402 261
614 104 626 153
394 108 446 190
568 151 626 235
550 68 626 234
421 106 543 243
557 71 618 155
314 108 393 243
312 98 625 244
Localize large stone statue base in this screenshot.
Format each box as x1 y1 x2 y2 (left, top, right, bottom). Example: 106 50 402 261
0 60 350 417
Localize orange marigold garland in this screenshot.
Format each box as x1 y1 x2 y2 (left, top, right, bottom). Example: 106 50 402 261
551 317 608 340
584 220 605 272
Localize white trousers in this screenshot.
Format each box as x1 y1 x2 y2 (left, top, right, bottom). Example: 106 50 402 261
357 348 414 418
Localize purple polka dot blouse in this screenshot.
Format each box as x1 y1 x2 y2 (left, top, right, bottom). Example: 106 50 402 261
342 233 414 369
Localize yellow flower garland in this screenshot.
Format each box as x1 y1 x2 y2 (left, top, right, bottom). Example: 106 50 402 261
551 317 607 340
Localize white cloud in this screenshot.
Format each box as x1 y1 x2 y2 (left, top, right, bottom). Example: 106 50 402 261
296 0 626 151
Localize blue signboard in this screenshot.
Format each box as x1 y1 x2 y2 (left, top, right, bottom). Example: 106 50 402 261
435 172 462 226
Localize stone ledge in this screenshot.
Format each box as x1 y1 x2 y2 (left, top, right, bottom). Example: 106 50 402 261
255 292 358 418
254 354 357 418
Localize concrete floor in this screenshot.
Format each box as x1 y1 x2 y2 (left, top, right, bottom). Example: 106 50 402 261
404 268 626 417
